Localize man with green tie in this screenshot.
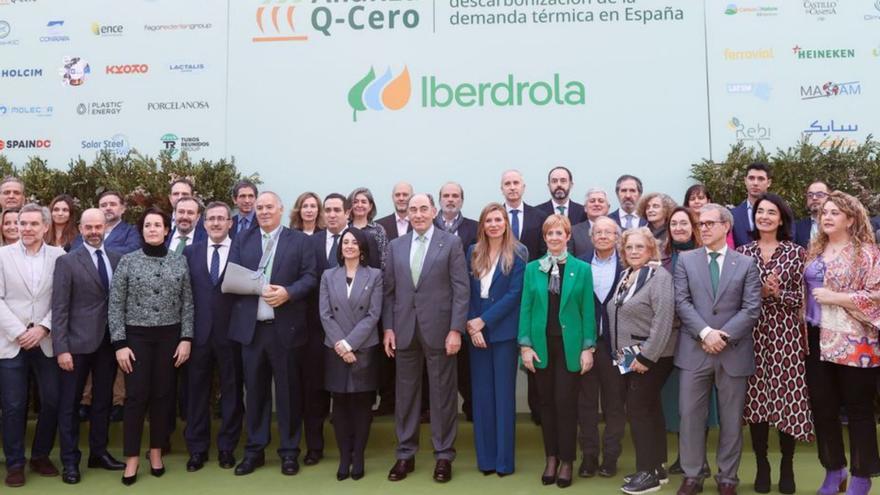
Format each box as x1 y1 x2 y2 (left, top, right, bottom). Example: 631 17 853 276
167 197 205 252
536 166 586 226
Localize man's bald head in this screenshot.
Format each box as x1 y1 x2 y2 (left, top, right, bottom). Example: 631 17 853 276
80 208 107 248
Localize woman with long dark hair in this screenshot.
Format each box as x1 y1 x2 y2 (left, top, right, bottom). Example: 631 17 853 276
46 194 78 251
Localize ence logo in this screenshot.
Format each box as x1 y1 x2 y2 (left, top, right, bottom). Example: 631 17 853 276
253 0 307 43
348 66 411 122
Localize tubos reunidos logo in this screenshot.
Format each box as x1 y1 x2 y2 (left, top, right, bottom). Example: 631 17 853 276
60 56 89 86
40 19 69 42
348 66 586 122
160 133 209 155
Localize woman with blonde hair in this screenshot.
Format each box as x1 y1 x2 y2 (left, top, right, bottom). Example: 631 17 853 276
805 191 880 495
289 191 325 235
466 203 526 477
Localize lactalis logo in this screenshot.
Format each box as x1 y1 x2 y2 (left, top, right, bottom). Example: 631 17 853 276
348 67 586 122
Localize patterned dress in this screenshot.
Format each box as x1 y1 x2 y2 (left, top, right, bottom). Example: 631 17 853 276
737 241 814 442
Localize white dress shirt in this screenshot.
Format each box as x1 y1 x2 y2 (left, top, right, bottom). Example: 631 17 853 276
169 228 195 252
326 229 343 260
84 243 114 282
19 241 46 293
396 214 409 238
621 211 641 229
206 236 231 276
479 257 499 299
257 225 282 321
699 244 728 340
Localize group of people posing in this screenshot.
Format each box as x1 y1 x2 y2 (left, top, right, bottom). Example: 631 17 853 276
0 164 877 495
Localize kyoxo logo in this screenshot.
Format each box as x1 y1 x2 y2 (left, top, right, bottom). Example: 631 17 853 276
105 64 148 75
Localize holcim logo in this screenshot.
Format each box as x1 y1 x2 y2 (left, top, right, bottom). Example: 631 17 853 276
348 66 411 122
105 64 148 74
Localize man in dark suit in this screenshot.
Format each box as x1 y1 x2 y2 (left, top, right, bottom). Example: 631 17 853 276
536 166 586 225
167 197 207 253
227 192 317 477
575 216 626 479
71 191 141 254
674 204 761 495
182 201 243 473
376 181 413 242
794 180 829 249
383 193 469 483
169 178 207 241
608 174 647 230
569 188 612 258
433 181 478 421
729 162 772 248
52 208 126 484
230 179 258 240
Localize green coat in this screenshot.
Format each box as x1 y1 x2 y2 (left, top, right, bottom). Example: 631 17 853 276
518 255 597 373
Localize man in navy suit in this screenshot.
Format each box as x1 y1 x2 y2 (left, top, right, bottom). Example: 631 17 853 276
71 191 141 254
608 174 647 231
794 180 829 249
227 192 317 477
169 178 207 240
376 182 414 242
536 166 586 226
500 169 547 262
230 180 258 240
167 197 207 252
182 201 243 473
729 163 772 248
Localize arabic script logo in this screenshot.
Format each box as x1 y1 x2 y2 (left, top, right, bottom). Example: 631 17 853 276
253 0 306 42
348 66 411 122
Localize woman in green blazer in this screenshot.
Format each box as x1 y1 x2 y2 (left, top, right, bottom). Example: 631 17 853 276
519 214 597 489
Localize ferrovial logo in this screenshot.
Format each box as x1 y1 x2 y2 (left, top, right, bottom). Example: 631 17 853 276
60 56 89 86
728 117 771 141
105 64 148 75
91 22 123 36
147 101 210 111
40 19 69 42
348 67 586 122
0 104 53 117
0 139 51 150
723 48 774 60
253 1 307 42
77 100 123 116
81 134 130 156
724 3 779 16
792 45 855 59
800 81 861 100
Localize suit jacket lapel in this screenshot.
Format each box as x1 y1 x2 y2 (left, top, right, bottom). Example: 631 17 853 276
490 257 503 287
560 260 575 310
416 232 441 289
332 268 356 323
348 265 371 311
76 248 104 290
714 251 738 304
9 247 33 297
268 228 288 283
36 250 55 295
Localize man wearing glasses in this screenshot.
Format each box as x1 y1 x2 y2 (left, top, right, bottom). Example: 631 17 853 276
672 204 761 495
793 180 829 249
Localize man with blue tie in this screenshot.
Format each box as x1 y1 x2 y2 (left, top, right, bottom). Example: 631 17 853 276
228 192 317 477
183 202 243 472
608 174 647 231
230 180 258 240
729 163 772 248
53 208 126 484
501 169 547 262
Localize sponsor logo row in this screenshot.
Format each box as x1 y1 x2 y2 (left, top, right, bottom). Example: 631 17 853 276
727 116 862 151
0 19 214 46
0 57 207 82
724 1 880 21
0 133 211 157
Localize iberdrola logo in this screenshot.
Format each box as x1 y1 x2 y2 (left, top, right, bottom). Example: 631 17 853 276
348 66 411 122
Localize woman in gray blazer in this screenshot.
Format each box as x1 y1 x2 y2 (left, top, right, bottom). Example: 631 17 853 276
319 227 383 481
608 227 676 495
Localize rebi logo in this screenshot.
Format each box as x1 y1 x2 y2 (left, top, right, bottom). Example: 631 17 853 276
728 117 771 142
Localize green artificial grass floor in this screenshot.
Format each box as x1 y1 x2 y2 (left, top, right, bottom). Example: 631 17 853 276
9 415 831 494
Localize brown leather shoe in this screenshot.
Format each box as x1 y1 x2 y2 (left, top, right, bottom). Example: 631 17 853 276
676 477 704 495
433 459 452 483
718 482 737 495
29 457 59 477
387 458 415 482
5 466 25 487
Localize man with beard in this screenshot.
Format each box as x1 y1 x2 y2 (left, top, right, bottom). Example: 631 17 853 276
71 191 141 254
166 197 206 253
433 182 478 422
608 174 647 231
536 166 586 225
53 208 126 484
569 188 612 258
793 180 829 249
377 182 414 242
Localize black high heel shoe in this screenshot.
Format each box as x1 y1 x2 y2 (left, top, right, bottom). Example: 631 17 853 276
557 461 573 488
121 468 139 486
542 456 559 485
150 465 165 477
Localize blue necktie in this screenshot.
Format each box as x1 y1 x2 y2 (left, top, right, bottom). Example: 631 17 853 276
95 249 109 293
510 209 520 240
210 244 221 286
328 234 339 266
238 217 248 233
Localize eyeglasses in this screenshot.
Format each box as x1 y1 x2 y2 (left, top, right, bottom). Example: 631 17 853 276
698 220 727 230
807 192 829 200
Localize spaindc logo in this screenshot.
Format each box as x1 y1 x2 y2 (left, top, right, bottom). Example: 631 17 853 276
253 0 307 43
60 56 89 86
800 81 860 100
40 19 69 42
348 66 411 122
728 117 771 141
0 139 51 150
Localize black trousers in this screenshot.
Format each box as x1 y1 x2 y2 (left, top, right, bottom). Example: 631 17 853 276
534 336 580 462
122 326 179 457
623 356 674 472
184 329 244 455
301 330 330 453
805 325 880 477
331 392 374 469
58 336 118 467
578 337 626 464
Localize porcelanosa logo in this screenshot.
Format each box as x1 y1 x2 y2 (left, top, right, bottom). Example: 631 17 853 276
147 100 209 111
348 67 586 122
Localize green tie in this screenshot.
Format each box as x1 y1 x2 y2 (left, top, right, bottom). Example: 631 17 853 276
557 205 565 215
261 233 276 276
709 252 721 296
411 235 426 286
174 235 187 254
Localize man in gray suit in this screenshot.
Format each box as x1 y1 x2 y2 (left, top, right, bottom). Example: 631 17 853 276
382 193 469 483
673 203 761 495
53 208 126 483
569 187 612 258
